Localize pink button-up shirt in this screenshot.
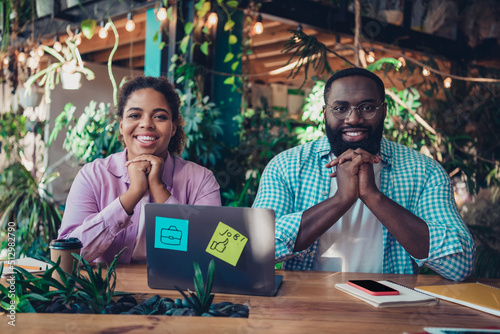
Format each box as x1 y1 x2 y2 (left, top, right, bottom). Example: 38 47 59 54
58 150 221 263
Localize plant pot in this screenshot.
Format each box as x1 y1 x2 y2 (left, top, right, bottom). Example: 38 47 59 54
36 0 54 18
60 71 82 90
17 86 44 108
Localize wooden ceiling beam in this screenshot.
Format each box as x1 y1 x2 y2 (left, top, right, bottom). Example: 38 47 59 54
86 41 146 63
76 22 146 54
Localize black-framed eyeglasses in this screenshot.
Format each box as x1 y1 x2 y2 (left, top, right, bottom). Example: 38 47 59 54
324 102 385 120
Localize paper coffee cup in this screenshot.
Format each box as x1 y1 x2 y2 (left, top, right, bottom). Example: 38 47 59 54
50 238 83 282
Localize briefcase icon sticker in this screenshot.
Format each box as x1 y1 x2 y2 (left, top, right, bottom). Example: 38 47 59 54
154 217 189 252
161 226 182 245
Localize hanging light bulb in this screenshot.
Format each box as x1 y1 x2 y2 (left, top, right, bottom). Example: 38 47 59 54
252 14 263 35
18 50 27 63
397 56 406 67
54 36 62 52
99 20 108 39
422 67 430 76
37 43 45 57
444 77 452 88
3 57 9 66
206 11 218 29
366 50 375 63
157 3 168 21
125 12 136 32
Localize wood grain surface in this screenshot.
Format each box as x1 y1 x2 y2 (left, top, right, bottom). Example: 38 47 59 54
2 265 499 334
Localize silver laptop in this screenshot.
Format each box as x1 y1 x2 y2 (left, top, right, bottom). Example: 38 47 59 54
145 203 283 296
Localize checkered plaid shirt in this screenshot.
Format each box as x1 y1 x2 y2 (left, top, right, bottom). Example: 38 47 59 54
252 136 475 281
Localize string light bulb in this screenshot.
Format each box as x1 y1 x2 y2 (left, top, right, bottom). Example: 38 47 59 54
422 67 430 76
444 77 452 88
206 11 218 29
252 14 263 35
3 57 9 66
99 20 108 39
366 50 375 63
54 36 62 52
37 43 45 57
125 12 136 32
157 3 168 21
397 56 406 67
17 50 27 63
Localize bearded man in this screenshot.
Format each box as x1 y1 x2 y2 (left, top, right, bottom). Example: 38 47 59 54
252 67 475 281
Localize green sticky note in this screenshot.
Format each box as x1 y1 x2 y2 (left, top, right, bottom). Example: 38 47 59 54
206 222 248 266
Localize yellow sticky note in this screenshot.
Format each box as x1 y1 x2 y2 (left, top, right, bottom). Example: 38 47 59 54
206 222 248 266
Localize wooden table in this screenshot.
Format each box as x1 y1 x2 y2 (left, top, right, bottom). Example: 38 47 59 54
2 264 499 333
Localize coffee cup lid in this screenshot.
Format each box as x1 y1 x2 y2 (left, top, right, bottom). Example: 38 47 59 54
50 238 83 250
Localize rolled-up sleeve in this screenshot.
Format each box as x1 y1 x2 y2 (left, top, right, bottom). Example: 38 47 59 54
412 162 475 281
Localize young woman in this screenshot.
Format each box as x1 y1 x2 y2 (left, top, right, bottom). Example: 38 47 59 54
58 76 221 263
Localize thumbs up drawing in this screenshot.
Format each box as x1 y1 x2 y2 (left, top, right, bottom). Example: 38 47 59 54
210 238 229 253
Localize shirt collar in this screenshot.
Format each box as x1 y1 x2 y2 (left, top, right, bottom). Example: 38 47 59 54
316 136 332 159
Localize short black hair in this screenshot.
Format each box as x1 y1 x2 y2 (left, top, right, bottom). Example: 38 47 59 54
324 67 386 103
117 76 186 156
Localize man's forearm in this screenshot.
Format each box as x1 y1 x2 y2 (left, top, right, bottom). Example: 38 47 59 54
294 195 354 252
362 191 430 259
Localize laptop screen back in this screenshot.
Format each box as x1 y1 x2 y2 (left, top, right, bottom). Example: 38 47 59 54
145 203 278 296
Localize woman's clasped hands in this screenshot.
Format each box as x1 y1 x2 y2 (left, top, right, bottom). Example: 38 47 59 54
120 154 170 214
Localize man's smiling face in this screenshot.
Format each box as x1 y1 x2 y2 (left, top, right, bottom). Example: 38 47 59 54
324 75 387 157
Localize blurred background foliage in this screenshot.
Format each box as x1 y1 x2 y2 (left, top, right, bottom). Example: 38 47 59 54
1 1 499 277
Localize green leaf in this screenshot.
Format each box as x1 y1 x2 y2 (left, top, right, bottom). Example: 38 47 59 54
223 76 235 85
194 0 205 11
204 260 215 305
229 34 238 45
81 19 97 40
196 1 211 18
180 36 190 54
17 299 36 313
231 61 239 71
167 6 173 20
158 42 166 50
200 41 209 56
366 57 401 71
184 22 194 35
226 1 239 8
224 52 234 63
224 20 235 31
193 261 204 300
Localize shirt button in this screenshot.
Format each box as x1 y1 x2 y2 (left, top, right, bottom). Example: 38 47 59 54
322 191 327 196
118 222 125 228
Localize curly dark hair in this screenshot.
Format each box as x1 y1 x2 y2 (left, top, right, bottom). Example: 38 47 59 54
117 76 186 156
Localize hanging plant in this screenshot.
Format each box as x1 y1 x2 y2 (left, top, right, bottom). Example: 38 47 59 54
24 37 95 103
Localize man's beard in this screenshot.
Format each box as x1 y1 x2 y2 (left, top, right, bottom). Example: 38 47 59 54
325 117 384 157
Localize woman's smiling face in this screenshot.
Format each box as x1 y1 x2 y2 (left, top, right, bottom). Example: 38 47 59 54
119 88 177 161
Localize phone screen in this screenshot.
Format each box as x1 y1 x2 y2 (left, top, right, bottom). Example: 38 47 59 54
347 280 400 296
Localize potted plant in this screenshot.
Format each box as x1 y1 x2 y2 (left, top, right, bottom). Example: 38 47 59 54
0 162 61 258
0 253 249 317
25 35 95 103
